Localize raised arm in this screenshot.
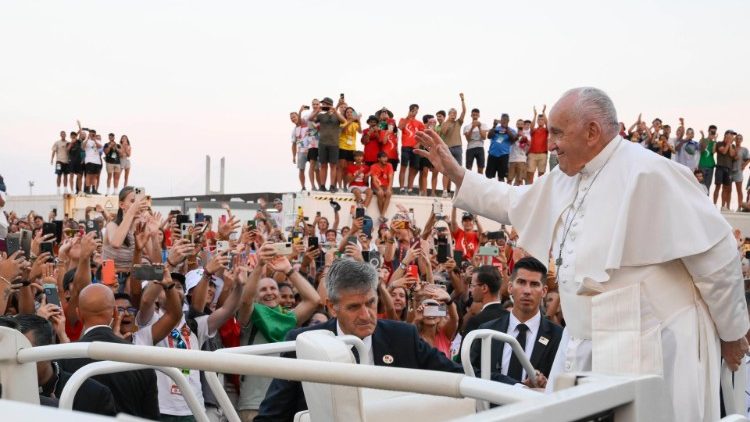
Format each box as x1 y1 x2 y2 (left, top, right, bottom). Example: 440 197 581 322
146 273 183 345
458 93 467 122
451 206 459 233
68 234 98 325
207 268 244 333
190 251 229 313
531 106 538 131
269 256 320 325
106 198 148 248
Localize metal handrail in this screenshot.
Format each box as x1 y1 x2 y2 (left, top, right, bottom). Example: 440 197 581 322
460 329 539 411
57 361 208 422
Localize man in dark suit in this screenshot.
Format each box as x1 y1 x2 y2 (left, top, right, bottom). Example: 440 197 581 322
8 314 116 416
470 257 562 387
461 265 507 338
59 284 159 419
256 259 464 422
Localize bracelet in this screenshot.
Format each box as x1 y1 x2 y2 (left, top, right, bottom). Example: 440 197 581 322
203 267 213 277
399 262 408 271
285 268 295 278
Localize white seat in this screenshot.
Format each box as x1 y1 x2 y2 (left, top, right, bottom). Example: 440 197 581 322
294 330 475 422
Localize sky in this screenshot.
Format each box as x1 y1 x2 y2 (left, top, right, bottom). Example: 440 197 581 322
1 0 748 197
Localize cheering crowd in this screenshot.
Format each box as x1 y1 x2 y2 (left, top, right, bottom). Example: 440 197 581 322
290 94 747 210
50 120 133 196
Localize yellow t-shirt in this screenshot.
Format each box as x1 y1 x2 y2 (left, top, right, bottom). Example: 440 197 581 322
339 121 360 151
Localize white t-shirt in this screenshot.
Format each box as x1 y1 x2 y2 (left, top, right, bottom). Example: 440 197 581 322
510 134 530 163
84 140 101 164
292 126 310 154
134 314 215 416
462 122 489 150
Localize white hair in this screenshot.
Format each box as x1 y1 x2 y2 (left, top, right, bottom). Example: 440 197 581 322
562 87 619 132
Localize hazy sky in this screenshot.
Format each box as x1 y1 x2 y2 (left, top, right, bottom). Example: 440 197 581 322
1 0 748 197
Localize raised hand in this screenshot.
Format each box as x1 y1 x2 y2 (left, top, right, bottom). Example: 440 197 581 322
414 129 465 186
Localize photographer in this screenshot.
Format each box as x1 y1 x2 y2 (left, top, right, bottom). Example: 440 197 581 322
451 207 483 261
83 128 103 195
103 187 153 279
309 97 346 192
103 133 122 195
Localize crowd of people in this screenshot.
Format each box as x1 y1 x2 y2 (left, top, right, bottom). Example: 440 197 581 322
0 181 575 421
290 95 747 210
50 120 133 196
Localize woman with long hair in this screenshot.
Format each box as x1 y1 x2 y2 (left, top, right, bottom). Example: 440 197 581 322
410 285 458 358
102 187 150 275
119 135 132 187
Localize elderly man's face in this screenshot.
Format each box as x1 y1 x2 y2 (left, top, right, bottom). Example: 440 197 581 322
548 96 603 176
329 289 378 339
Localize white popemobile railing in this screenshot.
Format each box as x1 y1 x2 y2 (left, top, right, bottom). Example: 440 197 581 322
1 326 748 421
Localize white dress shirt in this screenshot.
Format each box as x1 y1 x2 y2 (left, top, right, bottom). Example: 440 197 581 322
500 311 541 381
336 321 374 365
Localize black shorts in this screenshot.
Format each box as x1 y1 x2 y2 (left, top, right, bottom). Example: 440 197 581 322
466 147 485 170
400 147 420 169
715 165 732 186
485 154 509 181
388 159 400 172
307 147 319 162
85 163 102 174
339 149 355 162
419 156 433 170
55 161 70 176
69 161 84 175
364 160 377 167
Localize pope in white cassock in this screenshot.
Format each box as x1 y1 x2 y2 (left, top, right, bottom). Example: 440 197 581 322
415 87 750 421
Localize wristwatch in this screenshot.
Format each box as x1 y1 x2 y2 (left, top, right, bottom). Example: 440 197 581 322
399 262 408 271
285 268 295 278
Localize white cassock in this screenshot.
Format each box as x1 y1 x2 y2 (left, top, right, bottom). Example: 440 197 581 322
454 135 750 422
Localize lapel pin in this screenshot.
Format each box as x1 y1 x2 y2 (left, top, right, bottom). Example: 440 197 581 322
538 336 549 346
382 354 394 365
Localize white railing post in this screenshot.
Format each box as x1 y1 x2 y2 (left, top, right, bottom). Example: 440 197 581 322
0 327 41 404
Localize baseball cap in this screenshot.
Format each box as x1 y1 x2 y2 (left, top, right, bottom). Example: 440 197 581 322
321 97 334 105
184 268 224 304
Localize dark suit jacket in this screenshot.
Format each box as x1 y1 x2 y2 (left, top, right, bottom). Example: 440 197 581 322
255 318 464 422
56 369 117 416
59 326 159 419
469 313 562 385
462 303 508 337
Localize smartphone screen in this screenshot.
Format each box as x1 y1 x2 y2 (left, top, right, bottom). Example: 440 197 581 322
195 213 205 223
43 284 61 307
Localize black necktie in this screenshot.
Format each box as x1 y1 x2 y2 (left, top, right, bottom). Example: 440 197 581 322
351 346 360 364
507 323 529 381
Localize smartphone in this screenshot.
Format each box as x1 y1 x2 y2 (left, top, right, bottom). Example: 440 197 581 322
478 246 500 257
487 231 504 241
53 220 64 243
175 214 191 227
340 93 345 99
308 236 319 249
355 207 365 219
40 242 55 258
43 284 61 307
423 303 447 318
247 220 256 230
347 235 358 245
102 259 115 285
436 239 449 264
42 222 56 239
85 219 99 237
216 240 230 253
406 264 419 279
20 229 32 257
453 250 464 264
432 202 443 215
362 250 370 262
132 264 165 281
272 242 294 256
134 187 146 201
181 223 194 243
194 212 205 223
303 105 310 110
63 227 77 238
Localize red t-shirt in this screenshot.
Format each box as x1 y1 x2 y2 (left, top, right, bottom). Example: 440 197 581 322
370 163 394 189
347 163 370 187
379 119 399 160
399 118 425 148
452 228 479 259
529 127 549 154
361 128 382 163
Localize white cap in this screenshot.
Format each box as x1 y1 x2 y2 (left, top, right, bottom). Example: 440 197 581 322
184 268 224 304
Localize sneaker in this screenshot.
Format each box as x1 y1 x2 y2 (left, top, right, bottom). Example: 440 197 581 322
721 206 730 212
329 186 337 193
399 187 407 195
319 185 327 192
441 191 450 198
